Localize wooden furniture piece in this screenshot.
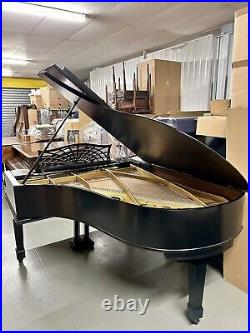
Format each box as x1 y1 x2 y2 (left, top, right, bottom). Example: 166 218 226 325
2 137 21 165
12 105 39 137
106 62 151 114
137 59 181 114
4 141 67 170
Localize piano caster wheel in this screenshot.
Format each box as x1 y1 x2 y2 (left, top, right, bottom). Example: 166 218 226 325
70 236 94 252
186 303 203 325
16 249 25 263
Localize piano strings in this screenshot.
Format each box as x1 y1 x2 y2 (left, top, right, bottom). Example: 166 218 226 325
25 165 228 209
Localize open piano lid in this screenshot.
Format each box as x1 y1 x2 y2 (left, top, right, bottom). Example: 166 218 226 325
39 64 247 192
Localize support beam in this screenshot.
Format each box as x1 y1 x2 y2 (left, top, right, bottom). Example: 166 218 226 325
104 169 139 205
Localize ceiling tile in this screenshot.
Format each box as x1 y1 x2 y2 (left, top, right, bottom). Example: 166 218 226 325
2 47 16 58
12 48 54 62
2 31 26 50
19 35 63 52
102 2 178 25
136 3 227 31
70 3 177 43
223 2 248 10
2 11 44 33
170 7 236 36
103 25 163 48
32 17 90 39
30 2 120 15
49 40 95 57
64 53 103 68
70 17 129 43
123 31 183 55
79 43 129 59
71 2 119 15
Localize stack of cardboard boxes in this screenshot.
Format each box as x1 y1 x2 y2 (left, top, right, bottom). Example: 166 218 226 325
28 85 72 141
196 7 248 293
29 93 43 110
224 7 248 293
29 85 70 110
196 99 230 138
40 85 70 109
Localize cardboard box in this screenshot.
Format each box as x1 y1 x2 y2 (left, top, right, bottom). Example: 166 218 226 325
210 99 231 116
63 119 80 142
79 110 92 141
226 107 248 180
40 85 70 109
153 111 206 118
30 94 43 109
18 134 35 143
27 108 38 127
232 7 248 63
231 63 248 108
224 107 248 293
196 116 227 138
138 59 181 114
224 193 248 293
2 146 15 163
139 111 206 120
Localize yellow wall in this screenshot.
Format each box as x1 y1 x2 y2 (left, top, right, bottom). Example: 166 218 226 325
2 77 47 89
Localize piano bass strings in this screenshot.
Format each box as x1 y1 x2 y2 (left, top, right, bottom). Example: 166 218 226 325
25 165 228 209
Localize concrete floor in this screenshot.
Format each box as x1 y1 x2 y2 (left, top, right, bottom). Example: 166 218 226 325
2 196 248 331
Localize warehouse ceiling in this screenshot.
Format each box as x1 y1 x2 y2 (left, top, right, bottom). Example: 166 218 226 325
2 2 247 79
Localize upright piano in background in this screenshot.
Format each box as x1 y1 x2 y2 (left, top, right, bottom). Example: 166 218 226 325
4 65 247 325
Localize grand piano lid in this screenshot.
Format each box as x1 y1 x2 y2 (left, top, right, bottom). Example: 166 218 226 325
39 64 248 192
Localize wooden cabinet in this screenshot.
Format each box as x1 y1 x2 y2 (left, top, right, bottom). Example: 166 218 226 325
137 59 181 114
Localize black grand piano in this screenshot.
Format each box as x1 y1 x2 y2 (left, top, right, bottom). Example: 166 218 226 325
4 65 247 325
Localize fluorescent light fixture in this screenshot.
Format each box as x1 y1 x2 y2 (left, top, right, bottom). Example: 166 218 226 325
2 69 13 76
3 58 28 65
2 2 86 22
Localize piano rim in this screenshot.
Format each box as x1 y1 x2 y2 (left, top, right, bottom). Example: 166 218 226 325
3 189 243 260
20 183 245 211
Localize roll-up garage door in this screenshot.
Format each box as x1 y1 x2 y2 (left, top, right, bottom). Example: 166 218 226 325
2 88 31 137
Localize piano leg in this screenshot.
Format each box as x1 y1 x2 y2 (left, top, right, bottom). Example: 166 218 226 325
187 260 207 325
70 221 94 251
13 220 26 263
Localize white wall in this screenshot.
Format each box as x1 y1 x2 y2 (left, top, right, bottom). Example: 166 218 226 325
211 23 234 100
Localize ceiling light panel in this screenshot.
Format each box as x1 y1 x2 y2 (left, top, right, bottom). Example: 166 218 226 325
2 2 86 22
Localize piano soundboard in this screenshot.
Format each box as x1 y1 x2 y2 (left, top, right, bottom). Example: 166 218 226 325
25 164 227 209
